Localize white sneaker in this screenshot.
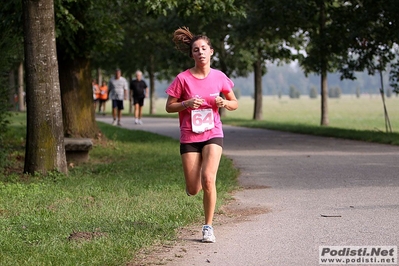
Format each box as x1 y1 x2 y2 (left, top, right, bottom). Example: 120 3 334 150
112 119 117 126
138 119 143 125
134 118 139 124
117 121 122 126
202 225 216 243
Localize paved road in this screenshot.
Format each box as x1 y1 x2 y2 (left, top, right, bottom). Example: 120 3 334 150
97 116 399 266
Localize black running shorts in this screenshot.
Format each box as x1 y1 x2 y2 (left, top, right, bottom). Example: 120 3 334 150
112 99 124 110
180 137 223 155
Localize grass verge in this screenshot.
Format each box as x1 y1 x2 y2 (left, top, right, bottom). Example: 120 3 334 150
222 117 399 145
0 113 239 265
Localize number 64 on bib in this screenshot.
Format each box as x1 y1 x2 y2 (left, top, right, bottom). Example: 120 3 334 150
191 108 215 133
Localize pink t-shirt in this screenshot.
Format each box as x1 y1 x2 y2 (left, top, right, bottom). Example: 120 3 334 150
166 69 234 143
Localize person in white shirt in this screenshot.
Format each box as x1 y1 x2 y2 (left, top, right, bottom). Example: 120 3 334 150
108 68 128 126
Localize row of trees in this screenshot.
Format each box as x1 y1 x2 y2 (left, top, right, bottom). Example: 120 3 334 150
227 63 394 97
289 85 340 99
1 0 399 174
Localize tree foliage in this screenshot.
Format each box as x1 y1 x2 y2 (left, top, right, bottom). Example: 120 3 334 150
233 0 302 120
55 0 125 60
329 0 399 95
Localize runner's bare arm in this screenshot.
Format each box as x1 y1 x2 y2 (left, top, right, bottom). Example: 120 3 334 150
215 91 238 111
166 95 205 113
165 95 188 113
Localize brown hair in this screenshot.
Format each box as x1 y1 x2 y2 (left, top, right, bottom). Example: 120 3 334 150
172 27 213 57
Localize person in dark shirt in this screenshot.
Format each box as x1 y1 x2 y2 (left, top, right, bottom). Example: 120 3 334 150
130 70 148 124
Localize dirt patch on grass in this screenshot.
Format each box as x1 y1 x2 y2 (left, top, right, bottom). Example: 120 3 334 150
68 231 108 242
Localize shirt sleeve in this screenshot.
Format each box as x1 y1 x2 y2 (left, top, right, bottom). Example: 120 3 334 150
221 73 234 94
165 76 182 99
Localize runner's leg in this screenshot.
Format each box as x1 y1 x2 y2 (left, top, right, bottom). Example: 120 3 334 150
201 144 222 225
181 152 202 196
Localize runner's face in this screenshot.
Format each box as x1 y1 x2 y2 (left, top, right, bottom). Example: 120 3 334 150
191 39 213 66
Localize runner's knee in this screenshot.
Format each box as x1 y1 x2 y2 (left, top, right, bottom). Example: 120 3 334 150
201 174 216 192
186 185 201 196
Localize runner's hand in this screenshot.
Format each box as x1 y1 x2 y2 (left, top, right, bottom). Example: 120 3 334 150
191 98 204 109
215 96 225 108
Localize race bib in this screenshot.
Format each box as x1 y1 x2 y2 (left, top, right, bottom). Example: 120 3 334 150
191 109 214 133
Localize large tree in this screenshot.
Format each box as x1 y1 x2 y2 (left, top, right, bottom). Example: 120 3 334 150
297 0 351 126
234 0 301 120
54 0 124 137
22 0 67 174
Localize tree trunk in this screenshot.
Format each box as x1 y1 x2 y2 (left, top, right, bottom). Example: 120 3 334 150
320 71 329 126
18 62 26 112
215 36 229 118
319 0 329 126
253 56 263 120
58 54 99 138
22 0 67 174
8 70 16 111
149 54 156 115
97 68 102 87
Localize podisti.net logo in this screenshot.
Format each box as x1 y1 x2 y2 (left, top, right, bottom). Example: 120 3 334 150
319 246 397 265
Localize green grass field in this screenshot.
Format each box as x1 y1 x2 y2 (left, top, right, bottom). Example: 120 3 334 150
225 95 399 145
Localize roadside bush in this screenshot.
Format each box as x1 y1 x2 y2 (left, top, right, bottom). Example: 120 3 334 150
386 88 392 98
309 86 318 99
329 87 342 98
355 86 361 98
289 85 300 99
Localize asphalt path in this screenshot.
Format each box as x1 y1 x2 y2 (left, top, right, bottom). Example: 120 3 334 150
97 116 399 266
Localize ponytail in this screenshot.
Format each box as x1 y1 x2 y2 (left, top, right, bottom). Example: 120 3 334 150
172 26 213 57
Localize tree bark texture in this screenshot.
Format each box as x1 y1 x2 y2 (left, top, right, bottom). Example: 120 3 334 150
149 54 156 115
215 40 228 118
22 0 67 174
320 72 329 125
319 0 329 126
96 68 102 88
8 70 16 111
57 54 99 137
18 61 26 112
253 56 263 120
